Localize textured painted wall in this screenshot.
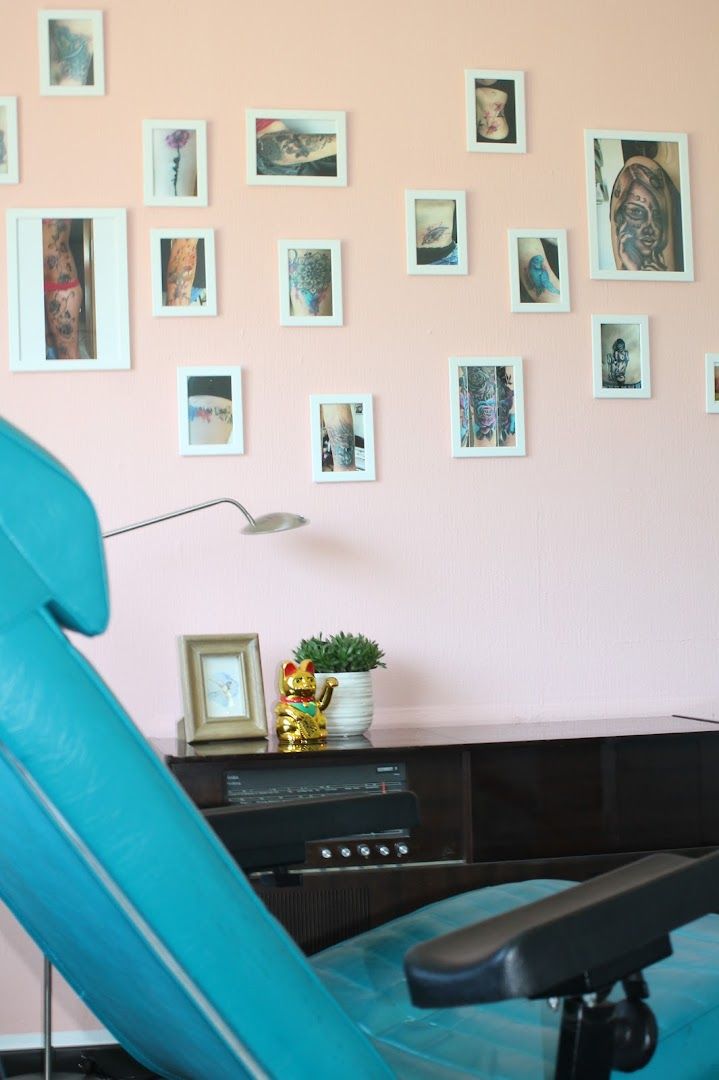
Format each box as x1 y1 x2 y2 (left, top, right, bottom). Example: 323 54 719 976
1 0 718 1042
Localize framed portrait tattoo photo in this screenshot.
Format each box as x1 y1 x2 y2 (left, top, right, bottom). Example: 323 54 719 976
585 129 693 281
508 229 570 313
278 240 343 326
38 9 104 95
177 366 244 456
310 394 376 482
0 97 19 184
591 315 651 399
246 108 347 186
705 354 719 414
405 190 468 275
465 69 526 153
143 120 208 207
7 208 130 372
151 228 217 316
449 357 525 457
178 634 268 743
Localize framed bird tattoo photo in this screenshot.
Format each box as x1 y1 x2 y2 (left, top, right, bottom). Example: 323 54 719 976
508 228 570 312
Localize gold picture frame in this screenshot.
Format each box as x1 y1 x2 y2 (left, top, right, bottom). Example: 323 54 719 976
178 634 267 743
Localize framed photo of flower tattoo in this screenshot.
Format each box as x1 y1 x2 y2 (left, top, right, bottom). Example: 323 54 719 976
585 130 693 281
0 97 19 184
278 240 343 326
591 315 651 399
449 357 525 457
151 229 217 317
178 633 268 743
309 394 376 482
246 108 347 186
7 208 130 372
143 120 208 207
704 355 719 414
508 229 570 313
177 366 244 456
405 190 468 275
465 69 526 153
38 10 105 96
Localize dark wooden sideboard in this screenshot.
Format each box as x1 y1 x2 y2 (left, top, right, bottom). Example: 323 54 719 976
154 715 719 952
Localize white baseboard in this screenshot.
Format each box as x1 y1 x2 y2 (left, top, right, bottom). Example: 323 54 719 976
0 1027 115 1051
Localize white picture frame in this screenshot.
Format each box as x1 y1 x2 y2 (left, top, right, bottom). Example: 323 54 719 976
143 120 208 207
246 108 347 187
449 357 526 457
508 228 570 313
309 393 376 482
278 240 343 326
177 366 244 456
405 189 468 275
465 68 526 153
38 10 104 96
7 208 130 372
705 354 719 414
591 315 651 399
585 129 693 281
0 97 19 184
151 228 217 317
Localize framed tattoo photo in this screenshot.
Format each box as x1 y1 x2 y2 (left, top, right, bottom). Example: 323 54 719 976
465 69 526 153
0 97 19 184
143 120 208 207
405 189 468 275
585 130 693 281
178 633 268 743
278 240 343 326
38 10 104 95
309 393 376 482
705 354 719 414
508 229 570 313
246 108 347 187
7 208 130 372
151 229 217 317
177 366 244 456
591 315 651 399
449 357 526 457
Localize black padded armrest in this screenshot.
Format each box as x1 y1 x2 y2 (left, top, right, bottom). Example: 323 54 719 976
205 790 419 871
405 849 719 1008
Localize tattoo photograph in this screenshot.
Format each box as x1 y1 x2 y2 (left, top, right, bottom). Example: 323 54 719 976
7 207 130 372
465 69 526 153
177 366 244 456
143 120 208 207
38 10 104 95
0 97 18 184
508 229 570 313
246 109 347 186
705 355 719 415
585 130 693 281
405 190 468 275
449 357 526 457
591 315 651 399
151 229 217 317
278 240 343 326
310 394 376 482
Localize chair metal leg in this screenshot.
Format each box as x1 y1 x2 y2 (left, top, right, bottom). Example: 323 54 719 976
11 958 84 1080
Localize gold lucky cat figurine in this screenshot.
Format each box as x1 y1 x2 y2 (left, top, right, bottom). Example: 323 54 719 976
275 659 338 744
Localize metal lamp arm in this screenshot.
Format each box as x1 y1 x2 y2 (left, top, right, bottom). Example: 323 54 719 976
102 498 256 538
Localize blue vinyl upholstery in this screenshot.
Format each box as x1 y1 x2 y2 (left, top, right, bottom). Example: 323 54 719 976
2 412 719 1079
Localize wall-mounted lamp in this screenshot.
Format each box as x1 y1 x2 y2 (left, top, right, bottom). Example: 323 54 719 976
103 497 308 538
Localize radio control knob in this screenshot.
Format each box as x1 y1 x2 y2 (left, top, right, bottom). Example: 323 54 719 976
357 844 371 857
320 848 332 860
339 846 352 858
377 844 390 857
395 843 409 857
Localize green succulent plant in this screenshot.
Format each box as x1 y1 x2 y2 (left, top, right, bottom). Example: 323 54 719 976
293 631 387 672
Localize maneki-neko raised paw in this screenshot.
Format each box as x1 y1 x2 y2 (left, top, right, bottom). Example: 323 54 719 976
274 659 337 745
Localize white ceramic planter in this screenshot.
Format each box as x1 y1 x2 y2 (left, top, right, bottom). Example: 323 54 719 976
315 670 374 737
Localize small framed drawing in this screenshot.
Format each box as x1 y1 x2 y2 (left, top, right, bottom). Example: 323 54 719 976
585 129 693 281
7 208 130 372
278 240 343 326
151 229 217 316
465 69 526 153
0 97 19 184
143 120 208 207
405 189 468 275
591 315 651 398
705 354 719 414
177 366 243 456
310 393 376 482
508 229 569 312
246 108 347 186
38 10 104 95
449 357 525 457
178 633 267 743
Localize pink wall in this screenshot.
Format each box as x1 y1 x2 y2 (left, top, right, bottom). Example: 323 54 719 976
1 0 718 1044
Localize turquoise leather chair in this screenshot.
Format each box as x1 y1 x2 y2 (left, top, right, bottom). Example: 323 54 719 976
3 414 719 1080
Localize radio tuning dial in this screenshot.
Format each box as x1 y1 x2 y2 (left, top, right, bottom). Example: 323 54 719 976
357 844 371 857
339 846 352 858
320 848 332 860
377 844 390 857
395 843 409 857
